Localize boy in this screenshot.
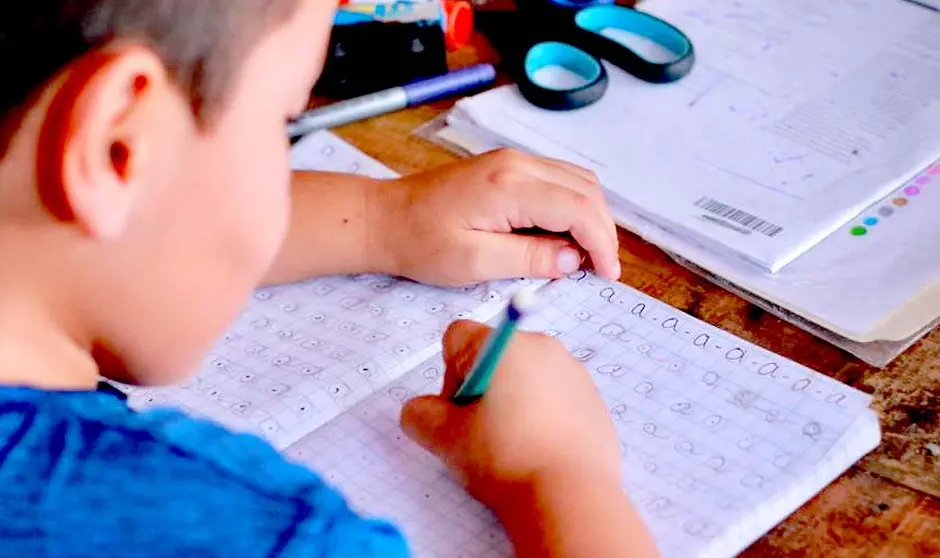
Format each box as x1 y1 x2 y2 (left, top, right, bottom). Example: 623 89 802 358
0 1 656 557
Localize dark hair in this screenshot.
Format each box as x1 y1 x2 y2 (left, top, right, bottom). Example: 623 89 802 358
0 0 299 156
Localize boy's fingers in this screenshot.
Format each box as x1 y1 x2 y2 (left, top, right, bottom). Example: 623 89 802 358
538 156 600 184
400 396 468 458
442 320 491 395
495 148 600 194
473 233 583 280
403 322 491 457
505 181 621 280
507 155 619 257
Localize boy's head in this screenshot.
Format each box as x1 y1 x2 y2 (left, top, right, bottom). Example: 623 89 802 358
0 1 335 386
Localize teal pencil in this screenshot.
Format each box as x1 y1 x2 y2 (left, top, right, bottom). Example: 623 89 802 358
452 289 537 405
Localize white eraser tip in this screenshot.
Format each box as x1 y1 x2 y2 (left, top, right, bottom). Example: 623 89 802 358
511 288 537 312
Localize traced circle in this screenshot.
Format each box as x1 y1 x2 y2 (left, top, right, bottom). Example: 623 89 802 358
388 387 409 402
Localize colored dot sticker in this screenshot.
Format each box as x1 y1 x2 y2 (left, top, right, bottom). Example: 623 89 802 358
893 197 909 207
929 165 940 175
850 226 867 236
863 217 878 226
905 186 921 196
878 206 894 217
915 176 931 185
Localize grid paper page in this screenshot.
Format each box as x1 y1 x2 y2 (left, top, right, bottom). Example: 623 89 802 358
286 273 876 558
119 130 545 449
121 274 541 450
286 356 512 558
288 131 400 179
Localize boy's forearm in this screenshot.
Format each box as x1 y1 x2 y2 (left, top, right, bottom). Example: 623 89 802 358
498 471 659 558
261 171 398 286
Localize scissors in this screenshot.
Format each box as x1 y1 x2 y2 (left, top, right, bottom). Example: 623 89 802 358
476 0 695 110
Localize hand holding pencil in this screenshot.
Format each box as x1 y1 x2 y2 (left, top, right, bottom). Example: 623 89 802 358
451 289 537 405
400 306 658 558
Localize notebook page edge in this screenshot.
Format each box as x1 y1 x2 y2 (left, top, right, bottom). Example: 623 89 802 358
701 409 882 558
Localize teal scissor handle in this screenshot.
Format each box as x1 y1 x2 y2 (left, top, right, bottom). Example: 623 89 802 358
573 5 695 84
514 3 695 110
519 41 610 111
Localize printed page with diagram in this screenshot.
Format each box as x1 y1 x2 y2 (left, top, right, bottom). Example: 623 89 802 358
451 0 940 271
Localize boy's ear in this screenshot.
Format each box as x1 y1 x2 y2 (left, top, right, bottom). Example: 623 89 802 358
36 45 172 241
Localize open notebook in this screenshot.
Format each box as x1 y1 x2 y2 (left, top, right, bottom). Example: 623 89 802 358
120 132 881 558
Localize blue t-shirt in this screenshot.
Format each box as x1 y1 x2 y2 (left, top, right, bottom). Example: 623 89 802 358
0 384 410 557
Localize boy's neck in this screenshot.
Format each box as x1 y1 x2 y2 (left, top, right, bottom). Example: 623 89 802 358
0 117 102 392
0 293 100 392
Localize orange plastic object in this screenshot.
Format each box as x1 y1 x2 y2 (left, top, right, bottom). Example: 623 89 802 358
442 0 474 50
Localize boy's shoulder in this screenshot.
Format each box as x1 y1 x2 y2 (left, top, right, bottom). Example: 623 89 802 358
0 385 408 558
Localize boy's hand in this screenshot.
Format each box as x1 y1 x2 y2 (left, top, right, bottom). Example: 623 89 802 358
400 319 622 511
400 321 658 558
378 149 621 286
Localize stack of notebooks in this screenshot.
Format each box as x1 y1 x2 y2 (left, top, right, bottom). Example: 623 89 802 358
120 130 882 558
428 0 940 366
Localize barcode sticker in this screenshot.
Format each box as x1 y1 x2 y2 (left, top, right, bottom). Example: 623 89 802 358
694 197 783 237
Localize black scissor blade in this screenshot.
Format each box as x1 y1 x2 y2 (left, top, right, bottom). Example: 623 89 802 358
475 9 577 81
474 10 534 71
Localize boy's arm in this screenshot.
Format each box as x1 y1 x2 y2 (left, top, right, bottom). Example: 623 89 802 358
261 171 391 285
261 150 622 287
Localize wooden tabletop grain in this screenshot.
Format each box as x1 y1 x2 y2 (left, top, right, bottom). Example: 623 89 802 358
315 29 940 558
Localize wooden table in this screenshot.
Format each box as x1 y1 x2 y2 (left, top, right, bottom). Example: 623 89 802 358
316 30 940 558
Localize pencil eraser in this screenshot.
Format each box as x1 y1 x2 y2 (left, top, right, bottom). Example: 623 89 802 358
510 288 537 313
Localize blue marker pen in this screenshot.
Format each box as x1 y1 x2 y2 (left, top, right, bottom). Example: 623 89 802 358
288 63 496 138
